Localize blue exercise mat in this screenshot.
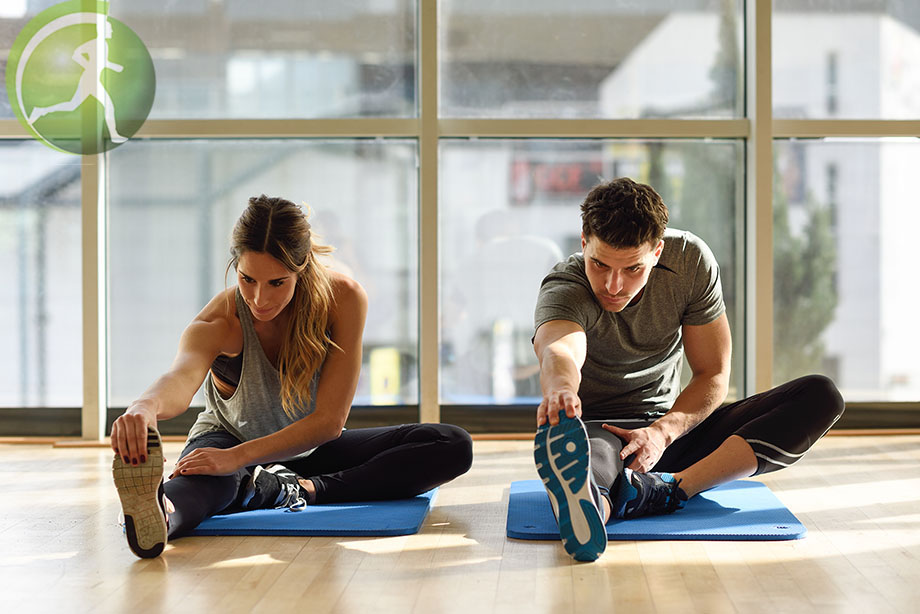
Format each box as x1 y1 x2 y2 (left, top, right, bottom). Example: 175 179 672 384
190 488 437 537
506 480 806 541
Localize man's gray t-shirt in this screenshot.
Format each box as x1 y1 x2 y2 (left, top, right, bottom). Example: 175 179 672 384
534 228 725 421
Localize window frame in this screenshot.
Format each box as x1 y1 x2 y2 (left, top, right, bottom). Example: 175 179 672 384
2 1 919 437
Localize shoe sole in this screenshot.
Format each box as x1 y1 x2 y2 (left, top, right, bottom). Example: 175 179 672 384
533 414 607 562
113 428 167 558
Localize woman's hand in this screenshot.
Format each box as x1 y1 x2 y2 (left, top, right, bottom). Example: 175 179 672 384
111 405 158 465
170 446 245 478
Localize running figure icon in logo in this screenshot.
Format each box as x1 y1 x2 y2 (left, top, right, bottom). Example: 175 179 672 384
6 1 155 154
27 18 128 143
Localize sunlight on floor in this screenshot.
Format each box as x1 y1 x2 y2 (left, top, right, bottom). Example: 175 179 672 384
776 478 920 512
0 551 78 566
433 484 507 505
857 513 920 526
205 553 288 569
337 533 480 554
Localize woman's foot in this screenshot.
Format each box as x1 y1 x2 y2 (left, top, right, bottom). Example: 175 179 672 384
242 464 310 511
112 428 168 558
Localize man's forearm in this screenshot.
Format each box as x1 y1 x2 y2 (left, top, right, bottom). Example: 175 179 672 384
540 346 582 395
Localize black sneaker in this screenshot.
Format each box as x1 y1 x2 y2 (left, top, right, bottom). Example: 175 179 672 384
610 469 688 520
242 464 307 511
113 428 168 558
533 414 607 562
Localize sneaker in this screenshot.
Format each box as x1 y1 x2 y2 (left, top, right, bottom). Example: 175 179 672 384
112 428 168 558
610 469 688 519
533 414 607 562
242 464 307 512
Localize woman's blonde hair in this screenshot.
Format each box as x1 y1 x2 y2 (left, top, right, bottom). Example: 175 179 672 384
228 194 335 418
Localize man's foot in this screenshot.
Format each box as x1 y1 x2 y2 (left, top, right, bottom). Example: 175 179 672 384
533 414 607 562
610 469 688 519
112 428 167 558
242 464 308 511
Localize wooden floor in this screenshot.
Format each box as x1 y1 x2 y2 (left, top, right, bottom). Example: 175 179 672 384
0 435 918 614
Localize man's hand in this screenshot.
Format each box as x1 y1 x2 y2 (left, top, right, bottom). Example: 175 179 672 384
538 388 582 427
170 447 245 478
602 424 669 472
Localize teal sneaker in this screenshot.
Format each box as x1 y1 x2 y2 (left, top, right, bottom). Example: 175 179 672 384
611 469 688 520
533 414 607 562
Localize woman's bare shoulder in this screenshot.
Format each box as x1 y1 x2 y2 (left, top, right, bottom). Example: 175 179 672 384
195 287 239 322
326 270 368 330
328 270 368 307
186 287 242 354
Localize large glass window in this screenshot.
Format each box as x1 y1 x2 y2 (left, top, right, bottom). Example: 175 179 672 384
440 0 743 119
774 3 920 119
0 141 82 407
773 138 920 401
0 4 44 119
111 1 417 119
6 1 920 435
440 138 744 405
107 139 418 407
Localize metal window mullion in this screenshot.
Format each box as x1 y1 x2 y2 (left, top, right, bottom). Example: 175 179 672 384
438 118 749 138
81 21 108 441
747 0 773 394
0 120 29 137
418 0 439 423
133 118 419 139
773 119 920 138
81 154 106 440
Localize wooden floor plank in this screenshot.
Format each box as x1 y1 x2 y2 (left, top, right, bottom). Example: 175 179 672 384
1 436 919 613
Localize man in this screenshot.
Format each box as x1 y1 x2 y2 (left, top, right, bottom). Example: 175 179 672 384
532 177 844 562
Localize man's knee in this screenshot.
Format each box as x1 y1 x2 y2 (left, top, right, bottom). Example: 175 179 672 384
795 374 845 428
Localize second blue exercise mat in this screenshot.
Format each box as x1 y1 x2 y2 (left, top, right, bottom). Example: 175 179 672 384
507 480 806 541
191 488 437 537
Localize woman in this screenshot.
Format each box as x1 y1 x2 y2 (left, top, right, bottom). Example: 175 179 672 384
111 195 473 558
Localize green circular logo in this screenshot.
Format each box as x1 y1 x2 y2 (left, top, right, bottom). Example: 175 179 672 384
6 1 155 155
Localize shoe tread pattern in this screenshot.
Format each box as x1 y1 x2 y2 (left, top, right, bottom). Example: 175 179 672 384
112 428 166 558
533 415 606 562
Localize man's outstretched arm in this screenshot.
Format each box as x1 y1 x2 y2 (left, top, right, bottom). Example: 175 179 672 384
533 320 588 427
604 313 732 471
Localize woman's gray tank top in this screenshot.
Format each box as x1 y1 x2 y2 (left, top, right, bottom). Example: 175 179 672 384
187 290 320 458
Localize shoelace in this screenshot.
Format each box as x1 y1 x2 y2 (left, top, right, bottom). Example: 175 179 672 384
276 481 307 512
639 474 684 514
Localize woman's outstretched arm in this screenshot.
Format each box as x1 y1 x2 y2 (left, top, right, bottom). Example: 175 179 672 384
111 291 234 465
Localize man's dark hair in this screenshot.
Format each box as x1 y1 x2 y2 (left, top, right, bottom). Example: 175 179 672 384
580 177 669 248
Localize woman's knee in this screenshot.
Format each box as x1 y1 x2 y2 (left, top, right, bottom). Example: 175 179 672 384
441 424 474 475
416 423 473 477
164 472 245 525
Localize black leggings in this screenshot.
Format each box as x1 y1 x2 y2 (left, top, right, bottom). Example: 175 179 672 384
586 374 845 493
163 423 473 538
